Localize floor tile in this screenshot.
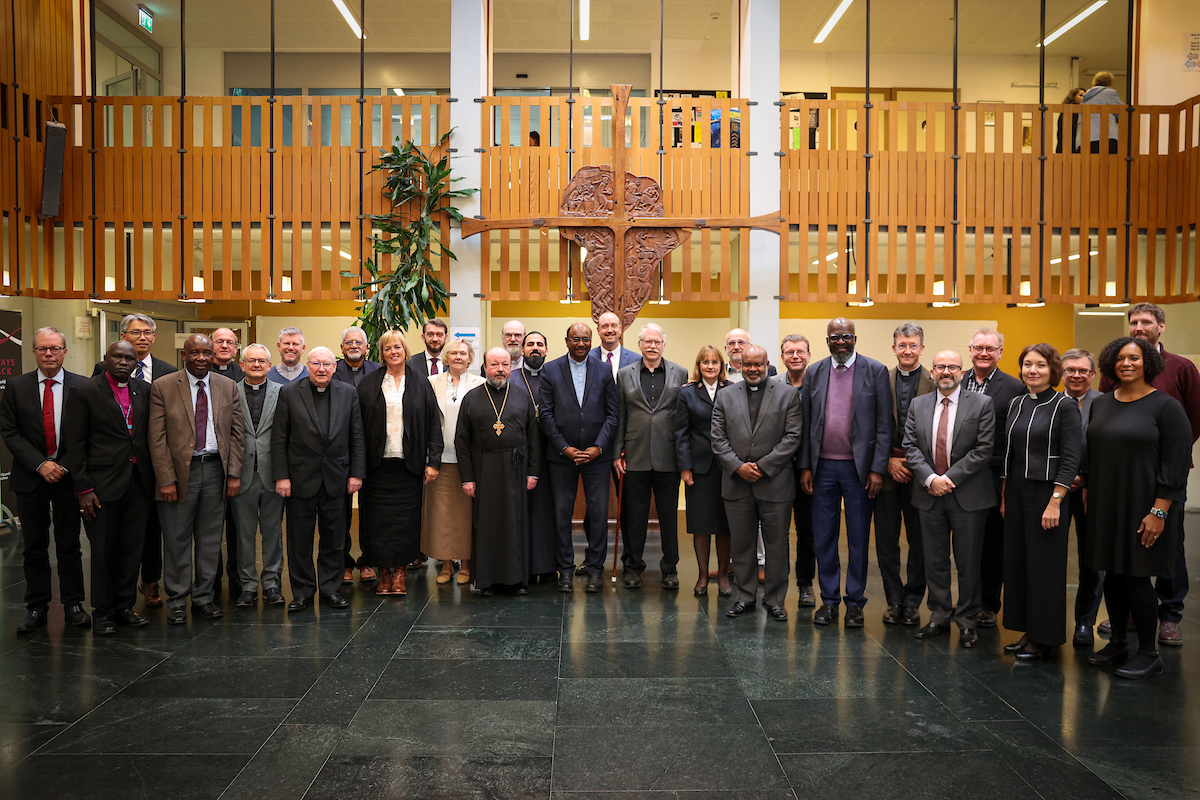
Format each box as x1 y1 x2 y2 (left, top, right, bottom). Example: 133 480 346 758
754 696 985 753
0 754 249 800
557 678 755 727
417 597 565 628
559 639 736 679
119 655 332 699
1074 747 1200 800
735 655 920 700
336 699 555 757
370 658 560 701
0 672 131 725
968 720 1125 800
562 612 718 643
777 751 1031 799
305 755 553 800
219 724 345 800
394 627 561 660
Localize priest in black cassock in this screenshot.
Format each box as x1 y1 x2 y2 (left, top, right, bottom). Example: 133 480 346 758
510 331 557 582
456 347 541 596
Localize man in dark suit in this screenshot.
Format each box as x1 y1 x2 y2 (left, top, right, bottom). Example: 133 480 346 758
91 312 177 608
961 327 1024 628
775 334 814 604
904 349 997 649
64 341 156 635
149 334 245 624
406 318 448 378
799 317 892 628
272 347 366 611
211 327 245 383
539 322 619 594
712 345 804 621
333 325 380 585
590 311 640 382
1061 347 1103 645
0 327 89 633
512 331 556 579
725 328 777 382
211 327 244 595
874 322 935 627
613 323 688 590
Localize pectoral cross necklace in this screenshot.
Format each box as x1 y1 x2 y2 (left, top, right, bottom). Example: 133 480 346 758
487 384 510 436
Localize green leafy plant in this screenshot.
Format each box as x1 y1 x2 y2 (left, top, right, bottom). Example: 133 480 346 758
347 129 477 360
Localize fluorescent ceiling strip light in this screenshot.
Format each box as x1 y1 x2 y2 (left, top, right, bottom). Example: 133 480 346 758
814 0 854 44
323 245 354 260
331 0 364 39
1037 1 1107 48
580 0 590 41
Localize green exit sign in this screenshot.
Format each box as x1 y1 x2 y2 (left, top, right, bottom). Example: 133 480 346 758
137 7 153 33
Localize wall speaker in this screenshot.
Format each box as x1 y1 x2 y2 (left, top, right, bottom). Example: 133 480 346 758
39 121 67 218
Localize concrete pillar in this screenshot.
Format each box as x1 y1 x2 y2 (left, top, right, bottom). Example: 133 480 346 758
448 0 491 344
734 0 781 353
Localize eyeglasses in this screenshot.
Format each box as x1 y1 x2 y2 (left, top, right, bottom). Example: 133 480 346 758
243 358 271 366
33 346 66 354
827 334 855 343
726 339 747 347
342 341 366 348
567 337 591 344
309 361 335 369
124 330 155 339
894 343 922 352
1063 368 1094 377
641 339 664 347
932 364 962 373
969 345 1000 354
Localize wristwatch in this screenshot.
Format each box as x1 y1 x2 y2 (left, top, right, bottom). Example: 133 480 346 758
1051 491 1064 500
1149 507 1168 519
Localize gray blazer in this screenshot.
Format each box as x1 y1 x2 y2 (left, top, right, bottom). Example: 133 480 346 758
711 379 804 502
904 389 997 513
614 359 688 472
237 379 281 490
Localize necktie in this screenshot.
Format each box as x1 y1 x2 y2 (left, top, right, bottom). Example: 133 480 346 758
195 380 209 451
1077 396 1085 411
607 351 614 368
42 378 56 457
134 360 146 381
430 357 439 376
935 397 951 475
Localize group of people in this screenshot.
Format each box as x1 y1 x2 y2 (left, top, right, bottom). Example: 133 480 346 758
5 304 1196 679
1055 70 1124 155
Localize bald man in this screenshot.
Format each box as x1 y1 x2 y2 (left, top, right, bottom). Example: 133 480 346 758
590 311 640 381
725 328 777 383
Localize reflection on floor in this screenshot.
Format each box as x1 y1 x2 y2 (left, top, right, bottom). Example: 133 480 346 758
0 516 1197 800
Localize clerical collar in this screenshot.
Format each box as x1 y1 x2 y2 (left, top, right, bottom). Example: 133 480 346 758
277 362 304 379
117 381 128 388
316 386 327 393
897 367 917 377
350 365 362 372
247 381 265 391
215 362 233 370
748 384 761 392
525 366 541 376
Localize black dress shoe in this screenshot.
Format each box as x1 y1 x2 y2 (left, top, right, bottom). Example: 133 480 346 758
64 603 91 627
797 585 816 607
1115 651 1164 679
192 602 224 619
915 622 947 639
236 591 258 609
322 593 349 609
1014 643 1050 660
844 606 865 628
515 586 529 596
166 608 187 625
16 609 47 634
265 587 285 605
693 582 709 597
585 573 603 593
1087 640 1129 666
288 597 312 612
556 575 574 593
1003 635 1030 653
769 605 788 621
902 607 921 627
718 585 733 598
623 572 642 590
882 605 902 625
92 615 116 635
1072 624 1095 647
662 573 680 590
959 627 978 648
726 601 755 618
813 604 839 626
976 610 998 628
115 609 149 627
478 587 495 597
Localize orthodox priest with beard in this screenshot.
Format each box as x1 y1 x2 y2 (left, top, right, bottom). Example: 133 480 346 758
511 331 557 581
457 347 541 596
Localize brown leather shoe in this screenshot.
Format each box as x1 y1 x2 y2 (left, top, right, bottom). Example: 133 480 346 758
375 569 392 596
457 560 471 585
758 568 766 585
392 567 408 595
1159 621 1184 646
342 568 354 585
360 567 377 583
141 581 163 608
437 563 453 585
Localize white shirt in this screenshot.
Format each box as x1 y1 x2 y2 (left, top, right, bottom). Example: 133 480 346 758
187 371 219 454
135 356 154 382
925 385 961 486
436 373 484 463
599 345 623 381
703 379 718 402
38 368 65 458
382 372 406 459
425 352 442 375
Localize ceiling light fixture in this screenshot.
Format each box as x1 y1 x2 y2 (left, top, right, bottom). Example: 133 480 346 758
323 245 354 260
1037 0 1107 48
814 0 855 44
331 0 364 39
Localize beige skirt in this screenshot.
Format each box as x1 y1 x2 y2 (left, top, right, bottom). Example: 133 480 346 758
421 462 473 560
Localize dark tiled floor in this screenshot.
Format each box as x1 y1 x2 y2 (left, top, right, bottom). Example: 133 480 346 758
1 518 1199 800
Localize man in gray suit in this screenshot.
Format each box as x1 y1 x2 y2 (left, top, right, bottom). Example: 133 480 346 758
904 350 996 649
614 323 689 589
230 344 285 609
712 345 804 621
1062 348 1103 645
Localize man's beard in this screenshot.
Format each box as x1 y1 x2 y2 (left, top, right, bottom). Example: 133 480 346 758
487 375 509 390
506 344 522 360
831 349 853 365
524 352 545 370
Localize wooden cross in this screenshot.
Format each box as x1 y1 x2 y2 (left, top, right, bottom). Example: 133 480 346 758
492 420 505 436
461 84 784 329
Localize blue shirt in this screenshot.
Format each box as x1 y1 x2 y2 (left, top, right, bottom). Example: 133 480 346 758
568 355 588 406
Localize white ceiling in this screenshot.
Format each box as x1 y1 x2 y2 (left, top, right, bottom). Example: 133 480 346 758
104 0 1131 62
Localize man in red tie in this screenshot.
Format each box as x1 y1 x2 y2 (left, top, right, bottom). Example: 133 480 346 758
0 327 89 633
903 350 998 650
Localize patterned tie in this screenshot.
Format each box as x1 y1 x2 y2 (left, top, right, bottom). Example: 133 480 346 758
430 356 439 376
42 378 56 457
607 351 614 368
134 360 146 381
195 379 209 451
1077 395 1085 411
935 397 951 475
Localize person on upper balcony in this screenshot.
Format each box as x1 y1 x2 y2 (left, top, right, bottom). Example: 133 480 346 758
1078 72 1121 155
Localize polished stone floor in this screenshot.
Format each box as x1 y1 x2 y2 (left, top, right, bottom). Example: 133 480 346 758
0 516 1198 800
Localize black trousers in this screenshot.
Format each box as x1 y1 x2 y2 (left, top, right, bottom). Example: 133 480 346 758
285 487 348 600
140 500 163 584
1003 476 1069 646
1154 487 1188 623
548 458 611 575
17 480 85 610
981 468 1006 613
85 481 150 617
873 480 927 609
792 469 815 585
1070 486 1104 626
620 469 680 575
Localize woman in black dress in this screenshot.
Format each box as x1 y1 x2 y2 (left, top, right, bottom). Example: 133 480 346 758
1000 343 1082 660
1084 337 1191 679
357 330 443 597
675 345 732 597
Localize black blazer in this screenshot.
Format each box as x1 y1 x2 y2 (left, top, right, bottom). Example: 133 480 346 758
92 355 177 381
334 358 380 386
537 354 619 464
1001 389 1083 487
357 368 443 475
61 373 154 502
973 368 1025 471
674 381 728 475
271 378 366 497
211 362 245 383
405 351 441 378
0 369 85 493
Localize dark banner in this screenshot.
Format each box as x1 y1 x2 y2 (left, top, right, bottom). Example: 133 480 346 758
0 311 24 490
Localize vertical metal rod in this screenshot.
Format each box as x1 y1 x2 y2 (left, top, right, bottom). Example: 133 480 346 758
358 0 366 289
951 0 960 303
566 0 575 300
87 0 97 299
268 0 276 298
1122 0 1134 302
178 0 188 299
1036 0 1046 304
10 0 23 294
861 0 872 303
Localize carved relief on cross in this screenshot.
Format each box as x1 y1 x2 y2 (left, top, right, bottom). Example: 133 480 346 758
462 84 784 330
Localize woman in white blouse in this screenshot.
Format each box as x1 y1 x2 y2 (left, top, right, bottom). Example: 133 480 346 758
423 338 486 585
